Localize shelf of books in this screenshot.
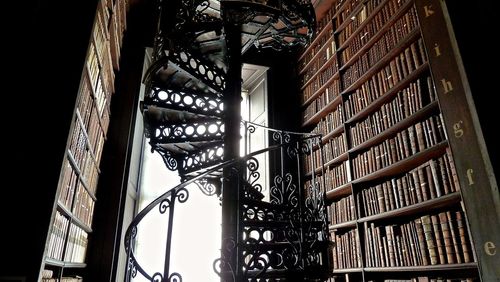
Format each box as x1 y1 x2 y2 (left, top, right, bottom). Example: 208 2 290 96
300 0 498 281
42 0 127 281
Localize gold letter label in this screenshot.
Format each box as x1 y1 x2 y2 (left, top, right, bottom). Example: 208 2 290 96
453 121 464 138
466 169 474 186
434 43 441 57
424 5 435 17
441 79 454 94
484 241 496 256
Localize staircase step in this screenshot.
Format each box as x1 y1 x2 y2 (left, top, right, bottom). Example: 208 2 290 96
167 50 226 93
144 86 223 119
178 142 224 176
145 117 224 144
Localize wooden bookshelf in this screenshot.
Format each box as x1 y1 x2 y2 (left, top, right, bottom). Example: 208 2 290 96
330 220 357 230
358 192 461 223
298 0 493 280
41 0 128 280
364 262 478 272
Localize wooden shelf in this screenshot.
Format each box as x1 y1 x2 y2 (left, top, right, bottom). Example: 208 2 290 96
339 0 414 68
302 71 340 108
299 21 333 61
84 66 109 140
66 150 97 201
303 94 343 127
345 62 430 124
348 101 439 154
337 0 388 51
300 54 338 91
45 257 87 268
63 262 87 268
358 192 461 223
326 182 352 200
57 200 93 233
45 257 65 267
352 141 448 184
364 262 478 272
330 219 357 230
72 215 93 233
322 124 345 144
57 201 73 218
67 149 82 176
75 109 102 170
325 152 349 168
340 29 421 96
306 151 348 177
299 36 334 76
332 268 363 273
333 0 366 34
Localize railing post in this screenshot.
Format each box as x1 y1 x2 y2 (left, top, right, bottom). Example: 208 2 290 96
221 19 242 281
163 192 176 282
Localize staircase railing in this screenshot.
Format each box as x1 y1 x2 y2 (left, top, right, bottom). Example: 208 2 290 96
125 122 333 281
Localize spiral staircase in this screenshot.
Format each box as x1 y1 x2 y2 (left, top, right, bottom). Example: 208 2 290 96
125 0 333 281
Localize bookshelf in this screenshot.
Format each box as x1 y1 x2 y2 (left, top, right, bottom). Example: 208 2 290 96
41 0 127 281
300 0 499 281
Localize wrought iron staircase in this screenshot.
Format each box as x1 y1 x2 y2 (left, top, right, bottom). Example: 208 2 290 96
125 0 333 281
125 126 332 281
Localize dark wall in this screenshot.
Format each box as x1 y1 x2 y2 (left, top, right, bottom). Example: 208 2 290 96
243 48 303 132
445 1 499 180
2 0 97 280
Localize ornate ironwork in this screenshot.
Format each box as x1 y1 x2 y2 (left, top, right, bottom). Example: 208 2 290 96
133 0 330 280
213 237 237 282
168 50 226 92
221 0 316 52
270 173 298 207
162 0 223 48
179 142 224 175
149 118 224 144
153 144 179 171
146 86 224 118
194 177 221 196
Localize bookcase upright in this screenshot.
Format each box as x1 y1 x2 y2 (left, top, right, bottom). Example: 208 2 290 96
40 0 128 281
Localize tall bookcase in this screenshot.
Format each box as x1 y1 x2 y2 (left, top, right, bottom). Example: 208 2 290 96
41 0 128 281
298 0 499 281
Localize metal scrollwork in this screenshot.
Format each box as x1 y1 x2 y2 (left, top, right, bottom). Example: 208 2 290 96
194 178 220 196
247 123 256 134
180 143 224 174
270 173 297 208
286 143 299 158
213 238 236 282
169 51 226 92
152 272 164 282
129 257 138 278
146 87 223 117
168 272 183 282
159 198 172 214
152 119 224 143
174 187 189 203
245 157 261 190
153 145 179 171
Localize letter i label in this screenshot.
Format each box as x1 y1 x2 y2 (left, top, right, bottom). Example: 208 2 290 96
434 44 441 57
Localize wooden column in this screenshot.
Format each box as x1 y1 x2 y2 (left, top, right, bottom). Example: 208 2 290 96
415 0 500 280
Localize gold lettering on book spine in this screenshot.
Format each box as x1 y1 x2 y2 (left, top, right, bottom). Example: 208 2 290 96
466 168 474 186
484 241 496 256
